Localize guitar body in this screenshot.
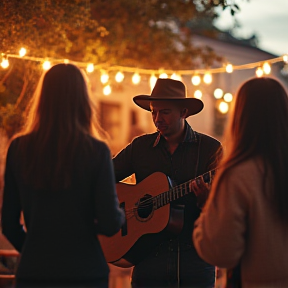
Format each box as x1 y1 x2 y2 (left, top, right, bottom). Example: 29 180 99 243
98 172 184 267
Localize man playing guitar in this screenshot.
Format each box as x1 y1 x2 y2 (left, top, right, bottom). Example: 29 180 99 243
111 78 221 288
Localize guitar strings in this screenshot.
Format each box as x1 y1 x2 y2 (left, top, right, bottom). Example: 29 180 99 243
121 170 215 219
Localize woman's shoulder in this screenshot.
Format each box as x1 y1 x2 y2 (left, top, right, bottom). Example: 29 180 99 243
87 135 111 154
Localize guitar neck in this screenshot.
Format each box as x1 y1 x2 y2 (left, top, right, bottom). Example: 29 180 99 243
153 169 216 209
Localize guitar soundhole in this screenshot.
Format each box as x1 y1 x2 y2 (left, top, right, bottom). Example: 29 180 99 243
136 194 154 221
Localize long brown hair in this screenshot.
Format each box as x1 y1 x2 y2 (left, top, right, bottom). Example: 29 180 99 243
13 63 107 190
213 77 288 222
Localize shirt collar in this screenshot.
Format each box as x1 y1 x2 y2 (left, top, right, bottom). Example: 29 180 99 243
153 120 198 147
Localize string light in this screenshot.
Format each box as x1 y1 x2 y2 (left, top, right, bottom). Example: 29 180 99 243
214 88 223 99
0 50 287 89
226 63 233 73
194 90 202 99
1 58 9 69
19 47 26 57
203 73 212 84
159 72 168 79
256 67 264 77
219 101 229 114
100 71 109 84
223 93 233 103
132 72 141 84
115 71 124 83
191 75 201 86
170 73 181 81
103 84 111 96
42 60 51 70
86 63 94 73
263 62 271 74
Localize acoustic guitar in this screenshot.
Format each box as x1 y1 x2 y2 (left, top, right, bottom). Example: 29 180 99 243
98 170 215 267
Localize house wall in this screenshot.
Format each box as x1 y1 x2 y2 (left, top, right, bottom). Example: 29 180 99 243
89 36 288 155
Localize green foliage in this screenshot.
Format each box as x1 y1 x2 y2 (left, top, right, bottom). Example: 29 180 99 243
0 0 244 138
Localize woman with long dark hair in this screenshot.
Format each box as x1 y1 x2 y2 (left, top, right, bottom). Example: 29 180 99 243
193 77 288 287
1 63 124 288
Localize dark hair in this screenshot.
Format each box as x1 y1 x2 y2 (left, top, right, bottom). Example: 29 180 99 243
215 77 288 222
13 63 106 190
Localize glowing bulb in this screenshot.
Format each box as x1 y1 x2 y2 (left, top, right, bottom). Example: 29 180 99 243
170 73 181 81
1 58 9 69
86 63 94 73
64 59 69 64
19 47 26 57
218 101 229 114
223 93 233 103
194 90 202 99
159 73 168 79
256 67 264 77
103 85 111 96
214 88 223 99
283 54 288 64
263 62 271 74
101 72 109 84
132 73 141 84
226 64 233 73
115 71 124 83
150 74 157 91
203 73 212 84
42 61 51 70
191 75 201 86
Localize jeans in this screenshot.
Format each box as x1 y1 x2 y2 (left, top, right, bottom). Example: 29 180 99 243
131 239 215 288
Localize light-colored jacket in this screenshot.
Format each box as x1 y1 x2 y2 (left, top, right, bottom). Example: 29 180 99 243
193 157 288 288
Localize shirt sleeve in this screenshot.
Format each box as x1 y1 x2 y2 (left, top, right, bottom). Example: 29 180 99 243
193 167 249 269
112 142 135 182
93 143 125 236
1 141 26 252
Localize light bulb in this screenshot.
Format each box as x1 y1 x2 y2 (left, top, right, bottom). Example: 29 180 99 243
214 88 223 99
86 63 94 73
115 71 124 83
194 90 202 99
132 73 141 84
191 75 201 86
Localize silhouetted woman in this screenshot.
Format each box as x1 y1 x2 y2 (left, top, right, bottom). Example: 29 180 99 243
193 77 288 287
1 63 124 288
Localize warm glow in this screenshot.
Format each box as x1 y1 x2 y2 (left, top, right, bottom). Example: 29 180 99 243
103 85 111 95
170 73 181 81
256 67 264 77
226 64 233 73
101 72 109 84
64 59 69 63
19 47 26 57
159 73 168 79
214 88 223 99
283 54 288 63
132 72 141 84
115 71 124 83
191 75 201 86
194 90 202 99
218 101 229 114
86 63 94 73
42 61 51 70
223 93 233 102
1 58 9 69
150 74 157 91
203 73 212 84
263 62 271 74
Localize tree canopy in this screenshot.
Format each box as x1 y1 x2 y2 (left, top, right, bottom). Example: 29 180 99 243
0 0 244 137
0 0 244 69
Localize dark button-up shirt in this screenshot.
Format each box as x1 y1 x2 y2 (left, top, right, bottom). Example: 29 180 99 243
113 121 221 263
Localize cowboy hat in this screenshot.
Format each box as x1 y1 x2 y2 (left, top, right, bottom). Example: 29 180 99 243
133 78 203 117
